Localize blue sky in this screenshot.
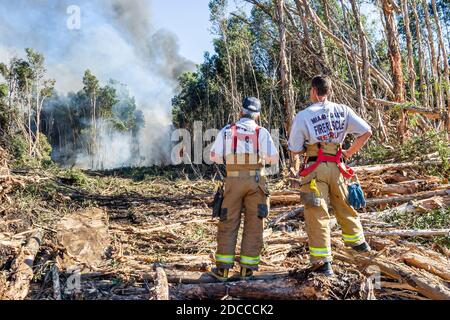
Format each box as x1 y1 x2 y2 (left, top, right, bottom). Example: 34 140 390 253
152 0 251 64
153 0 215 63
0 0 251 95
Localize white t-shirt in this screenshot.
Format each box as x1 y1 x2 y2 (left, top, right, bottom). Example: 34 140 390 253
210 118 279 164
288 101 372 153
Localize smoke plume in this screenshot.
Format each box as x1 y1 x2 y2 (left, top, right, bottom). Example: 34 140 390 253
0 0 195 169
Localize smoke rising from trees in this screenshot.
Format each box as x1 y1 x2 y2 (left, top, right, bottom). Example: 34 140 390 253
0 0 194 169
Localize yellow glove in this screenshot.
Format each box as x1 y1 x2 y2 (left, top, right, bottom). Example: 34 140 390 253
309 179 321 197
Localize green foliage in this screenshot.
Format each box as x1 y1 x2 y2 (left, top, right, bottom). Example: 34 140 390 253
37 134 53 167
0 83 7 98
9 134 53 168
0 83 9 132
60 167 89 187
361 131 449 176
83 69 100 97
9 135 38 168
384 207 450 248
98 84 119 118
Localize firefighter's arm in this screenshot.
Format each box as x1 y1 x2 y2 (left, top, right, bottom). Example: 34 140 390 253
210 128 226 164
288 114 306 174
290 151 305 174
343 131 372 159
259 128 279 165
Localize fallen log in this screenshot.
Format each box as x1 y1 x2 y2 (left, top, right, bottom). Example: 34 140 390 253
365 229 450 238
367 189 450 207
334 253 450 300
52 265 62 300
402 253 450 281
141 270 290 285
354 160 445 175
173 278 329 300
5 230 43 300
154 267 169 300
268 189 449 216
363 179 443 197
375 196 450 217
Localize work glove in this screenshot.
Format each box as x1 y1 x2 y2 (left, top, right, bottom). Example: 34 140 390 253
348 183 366 210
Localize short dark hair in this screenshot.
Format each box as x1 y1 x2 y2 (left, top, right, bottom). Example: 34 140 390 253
311 75 332 96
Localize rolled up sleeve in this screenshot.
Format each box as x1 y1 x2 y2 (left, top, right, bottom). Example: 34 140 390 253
347 107 372 137
210 128 225 163
259 128 279 164
288 114 306 153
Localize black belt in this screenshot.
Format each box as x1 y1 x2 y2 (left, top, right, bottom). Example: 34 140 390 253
306 155 343 163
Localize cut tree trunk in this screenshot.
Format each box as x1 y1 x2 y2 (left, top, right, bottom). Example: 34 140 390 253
154 267 169 300
5 230 43 300
173 277 329 300
52 265 62 300
402 253 450 281
335 253 450 300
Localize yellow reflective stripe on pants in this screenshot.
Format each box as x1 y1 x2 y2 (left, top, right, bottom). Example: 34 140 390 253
342 233 364 243
309 247 331 257
240 255 260 265
215 254 235 263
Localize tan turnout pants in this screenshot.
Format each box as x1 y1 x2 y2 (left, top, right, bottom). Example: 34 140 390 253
215 173 270 270
300 162 366 264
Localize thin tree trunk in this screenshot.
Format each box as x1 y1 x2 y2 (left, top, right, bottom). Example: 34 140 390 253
400 0 417 103
431 0 450 132
421 0 441 112
294 0 312 49
222 25 238 115
350 0 372 102
412 0 429 109
341 0 365 117
276 0 295 137
381 0 406 140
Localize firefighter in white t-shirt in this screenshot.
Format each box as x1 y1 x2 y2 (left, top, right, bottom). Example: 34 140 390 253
209 97 279 281
289 76 373 276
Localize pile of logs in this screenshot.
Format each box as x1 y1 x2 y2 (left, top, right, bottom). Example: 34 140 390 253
0 160 448 300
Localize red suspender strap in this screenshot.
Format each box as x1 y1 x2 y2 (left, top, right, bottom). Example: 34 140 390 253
255 126 261 157
231 124 238 155
300 148 355 179
230 124 261 157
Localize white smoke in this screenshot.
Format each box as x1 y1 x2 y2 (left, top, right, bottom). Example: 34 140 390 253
0 0 195 169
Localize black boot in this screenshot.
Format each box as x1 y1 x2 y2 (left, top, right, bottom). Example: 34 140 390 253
239 267 254 280
210 268 230 282
312 262 334 277
352 242 371 253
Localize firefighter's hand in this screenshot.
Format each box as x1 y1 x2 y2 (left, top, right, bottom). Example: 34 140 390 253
342 150 351 161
